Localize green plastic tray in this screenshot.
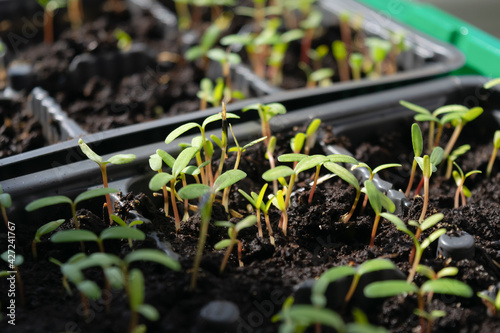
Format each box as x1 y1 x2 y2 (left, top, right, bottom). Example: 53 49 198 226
359 0 500 77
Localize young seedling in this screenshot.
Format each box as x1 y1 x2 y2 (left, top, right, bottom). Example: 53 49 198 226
243 102 287 146
365 273 472 333
381 213 445 282
128 269 160 333
339 12 352 53
416 265 461 303
206 48 242 91
452 162 481 208
270 189 289 236
300 10 323 65
214 215 257 272
311 258 397 308
415 148 444 221
308 68 335 88
25 187 118 229
79 139 136 223
174 0 191 30
349 53 364 81
332 41 350 82
113 28 132 51
32 219 65 259
239 183 275 244
149 149 175 217
364 180 396 247
178 169 247 289
487 130 500 178
110 215 144 247
37 0 68 44
266 136 279 194
365 37 391 77
50 226 145 253
304 118 321 156
445 144 471 180
0 184 12 230
308 44 330 71
477 285 500 317
405 123 423 197
442 106 483 158
267 29 305 85
1 251 25 306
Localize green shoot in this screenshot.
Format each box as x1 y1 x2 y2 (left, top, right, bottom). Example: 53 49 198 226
415 148 444 221
197 77 225 110
308 68 334 88
312 258 397 307
452 162 481 208
1 251 25 306
206 48 242 91
300 10 323 65
110 214 144 247
238 183 275 244
267 29 304 85
78 139 136 223
381 213 445 282
363 180 395 247
243 102 286 146
349 53 364 81
214 216 257 272
270 189 288 236
149 149 175 217
405 123 423 197
445 144 470 180
442 106 483 158
487 130 500 178
477 286 500 317
128 269 159 333
32 219 65 259
0 184 12 230
332 40 349 82
113 28 132 51
36 0 68 44
51 226 145 253
366 38 391 77
174 0 191 30
304 118 321 155
25 187 118 229
484 78 500 90
266 136 279 194
339 11 352 55
308 44 329 71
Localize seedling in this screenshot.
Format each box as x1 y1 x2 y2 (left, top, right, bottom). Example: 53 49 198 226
243 102 287 145
349 53 364 81
267 136 279 194
415 148 444 221
51 226 145 253
110 215 144 247
365 38 391 77
339 12 352 54
484 78 500 90
445 144 470 180
0 184 12 229
37 0 68 44
400 101 442 154
267 29 305 85
270 189 289 235
174 0 191 30
308 68 334 88
442 106 483 158
487 130 500 178
128 269 160 333
239 183 275 243
381 213 445 282
1 251 25 306
32 219 65 259
206 48 242 90
178 169 247 289
304 118 321 155
113 28 132 51
311 258 397 308
25 187 118 229
363 180 395 247
452 162 481 208
300 10 323 65
365 272 472 333
405 123 423 197
149 149 175 217
79 139 136 223
214 215 257 272
308 44 330 71
332 41 349 82
291 132 306 160
477 285 500 317
416 265 460 303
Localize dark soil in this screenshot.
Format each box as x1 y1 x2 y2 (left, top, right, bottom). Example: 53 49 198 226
1 117 500 332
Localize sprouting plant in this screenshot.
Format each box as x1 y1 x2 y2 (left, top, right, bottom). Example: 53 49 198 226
416 265 461 303
477 284 500 317
113 28 132 51
0 184 12 230
266 136 279 194
365 37 391 77
1 251 25 306
339 11 352 53
442 106 483 158
270 189 289 236
332 40 349 82
36 0 68 44
304 118 321 155
197 77 223 110
214 215 256 272
363 180 395 247
206 48 242 90
149 149 175 217
243 102 287 146
32 219 65 259
487 130 500 178
349 53 363 81
78 139 136 223
50 226 145 253
25 187 118 229
239 183 275 244
174 0 191 30
307 68 335 88
110 215 144 247
311 258 397 308
178 169 247 289
128 268 160 333
299 10 323 65
365 270 472 333
291 132 306 159
452 162 481 208
381 213 445 282
235 0 275 33
267 29 305 85
308 44 329 71
405 123 423 197
445 144 470 180
415 147 444 222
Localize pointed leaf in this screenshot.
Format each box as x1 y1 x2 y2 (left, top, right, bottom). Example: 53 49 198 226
278 153 307 163
34 219 65 242
380 192 395 213
104 266 124 289
210 135 223 149
129 269 145 310
380 213 410 234
172 147 198 177
107 154 136 165
358 259 396 276
433 104 468 116
421 278 473 297
214 169 247 192
416 265 436 280
419 213 444 232
74 188 118 205
235 215 257 232
137 304 160 321
421 228 447 250
77 280 102 300
178 184 211 200
411 123 423 157
364 280 417 298
365 180 381 215
238 189 257 207
157 149 176 168
312 265 356 307
51 230 98 243
373 163 401 175
262 166 294 182
100 227 145 241
125 249 181 271
214 239 232 250
462 107 483 122
26 195 72 211
149 173 174 191
414 114 439 122
295 155 328 174
78 139 102 164
327 154 358 164
436 267 459 279
202 112 239 129
165 123 200 144
242 136 267 150
400 100 430 115
324 162 360 191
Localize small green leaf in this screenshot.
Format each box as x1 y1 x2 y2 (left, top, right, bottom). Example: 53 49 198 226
419 213 444 232
421 228 447 250
380 192 395 213
294 155 328 174
34 219 65 242
178 184 211 200
75 188 118 205
462 107 483 122
172 147 198 177
214 239 232 250
206 48 227 62
107 154 136 165
149 173 174 192
416 265 435 280
183 165 200 176
78 139 102 164
423 155 431 178
357 259 396 276
291 133 306 153
0 192 11 208
421 278 473 297
26 195 72 211
332 40 347 60
484 78 500 89
242 136 267 151
100 227 145 241
185 46 204 61
104 266 124 289
214 169 247 193
214 221 234 228
125 249 181 271
165 123 200 144
327 154 358 165
1 251 24 266
235 215 257 232
157 149 176 168
137 304 160 321
364 280 418 298
312 265 356 307
202 112 240 129
414 114 439 123
262 166 294 182
400 100 431 115
77 280 102 300
381 213 410 234
324 162 360 191
210 135 223 149
436 267 459 279
433 104 468 116
411 123 423 157
287 306 346 332
279 153 308 163
129 269 145 310
365 180 381 215
310 68 334 82
51 230 99 243
149 154 163 171
372 163 401 175
238 189 257 207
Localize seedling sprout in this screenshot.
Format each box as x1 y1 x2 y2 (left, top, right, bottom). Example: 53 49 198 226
243 102 286 145
349 53 364 81
445 144 471 180
32 219 65 259
37 0 69 44
487 130 500 178
363 180 395 247
405 123 423 197
0 184 12 230
239 184 275 243
452 162 481 208
332 41 349 82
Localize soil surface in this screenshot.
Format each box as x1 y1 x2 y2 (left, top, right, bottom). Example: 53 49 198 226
1 116 500 332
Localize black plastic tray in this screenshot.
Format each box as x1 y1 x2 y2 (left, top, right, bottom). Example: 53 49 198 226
3 75 499 223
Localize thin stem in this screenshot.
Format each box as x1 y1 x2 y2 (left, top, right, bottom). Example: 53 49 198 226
195 152 207 185
409 228 422 265
428 121 435 154
170 179 181 231
101 165 113 224
444 124 464 158
344 274 360 304
342 190 361 223
369 214 381 247
407 248 421 282
264 214 275 245
419 176 429 222
220 237 236 273
308 166 321 204
181 174 189 221
267 149 278 194
434 123 443 147
339 59 350 82
284 174 296 209
405 160 418 197
1 205 8 229
15 268 25 306
256 207 263 238
44 8 54 44
487 147 498 178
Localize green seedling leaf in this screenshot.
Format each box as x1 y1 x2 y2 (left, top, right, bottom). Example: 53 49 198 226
433 104 468 116
419 213 444 232
165 123 200 144
365 180 381 215
157 149 175 167
107 154 136 165
129 269 145 310
149 173 174 191
306 119 321 137
484 78 500 89
295 155 328 174
75 188 119 205
364 280 418 298
300 10 323 29
327 154 358 164
291 133 306 152
125 249 181 271
238 189 257 207
310 68 334 82
286 306 345 332
349 53 364 69
332 41 347 60
34 219 65 242
77 280 101 300
206 48 227 62
61 264 84 284
172 147 198 177
262 166 294 182
493 130 500 148
372 163 401 175
436 267 459 278
104 266 124 289
421 278 473 297
312 265 356 307
214 221 234 228
210 135 223 149
0 192 11 208
357 259 396 276
183 165 200 176
26 196 72 211
399 100 430 115
178 184 211 200
235 215 257 232
78 139 102 164
137 304 160 321
411 123 423 157
279 153 308 163
214 169 247 192
149 154 163 171
324 162 360 190
220 33 253 46
430 146 445 167
380 213 409 234
1 251 23 266
421 228 447 250
100 227 145 241
51 230 99 243
214 239 232 250
414 114 439 123
416 265 435 280
185 46 204 61
282 29 304 43
202 112 240 129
